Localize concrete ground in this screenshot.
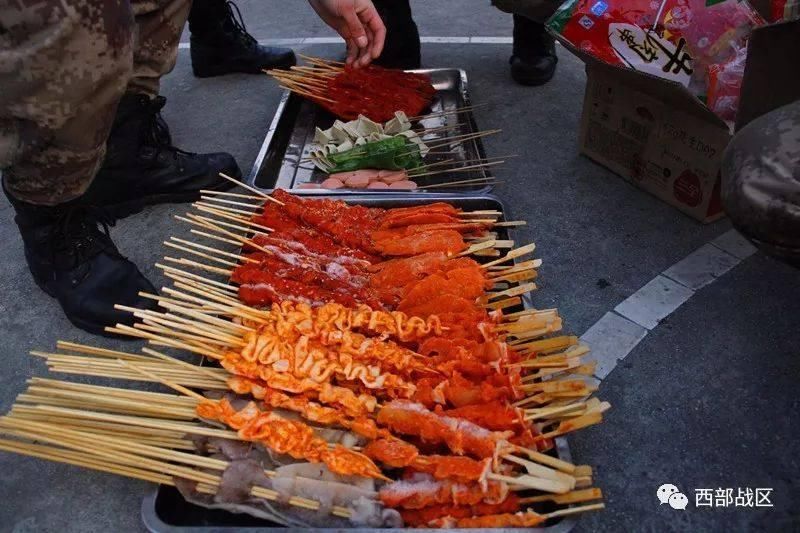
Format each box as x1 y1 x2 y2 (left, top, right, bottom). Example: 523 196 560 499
1 1 798 532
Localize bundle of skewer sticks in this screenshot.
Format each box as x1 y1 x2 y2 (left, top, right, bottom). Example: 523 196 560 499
0 184 610 528
266 54 438 123
8 338 605 528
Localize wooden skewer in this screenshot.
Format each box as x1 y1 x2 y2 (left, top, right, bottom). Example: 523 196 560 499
297 53 345 66
140 348 227 382
199 190 265 201
279 83 337 103
167 237 252 263
483 282 537 302
542 503 605 520
508 444 577 474
199 196 261 210
0 417 354 518
163 241 242 268
414 154 510 171
193 205 274 232
216 172 283 205
416 122 468 135
460 210 502 216
490 269 537 284
502 454 576 488
156 263 236 292
415 166 503 185
194 201 258 217
481 243 537 269
422 129 501 149
520 487 603 505
486 472 571 494
106 324 223 359
407 103 489 122
50 342 153 362
524 402 587 421
488 260 542 279
163 256 233 276
40 364 226 390
189 229 242 248
484 296 522 311
456 239 497 257
277 71 329 88
118 360 207 402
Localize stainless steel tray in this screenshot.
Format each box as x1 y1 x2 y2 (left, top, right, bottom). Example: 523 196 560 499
247 69 494 195
142 195 577 533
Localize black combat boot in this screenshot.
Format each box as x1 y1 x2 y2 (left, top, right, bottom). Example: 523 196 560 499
373 0 421 70
189 0 296 77
85 93 241 219
6 190 157 336
510 15 558 86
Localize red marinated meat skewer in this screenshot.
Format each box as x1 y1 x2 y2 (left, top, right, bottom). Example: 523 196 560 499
379 475 509 509
398 494 521 527
321 64 436 122
376 400 513 459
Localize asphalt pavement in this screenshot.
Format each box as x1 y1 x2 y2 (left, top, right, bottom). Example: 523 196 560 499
1 1 798 532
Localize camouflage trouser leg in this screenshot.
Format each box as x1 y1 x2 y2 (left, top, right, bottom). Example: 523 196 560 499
0 0 190 206
721 100 800 266
0 0 135 205
128 0 192 97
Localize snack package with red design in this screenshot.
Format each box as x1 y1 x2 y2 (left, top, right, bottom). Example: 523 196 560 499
770 0 799 21
706 42 748 124
547 0 765 121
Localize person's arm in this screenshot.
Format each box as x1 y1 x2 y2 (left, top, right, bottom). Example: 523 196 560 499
308 0 386 67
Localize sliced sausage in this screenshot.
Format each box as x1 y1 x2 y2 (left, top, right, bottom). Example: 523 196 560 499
379 170 408 184
320 177 345 189
388 180 418 190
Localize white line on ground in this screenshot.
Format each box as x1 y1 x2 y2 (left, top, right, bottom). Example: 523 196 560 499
582 228 757 381
177 36 514 49
581 312 648 380
662 243 741 291
614 275 694 330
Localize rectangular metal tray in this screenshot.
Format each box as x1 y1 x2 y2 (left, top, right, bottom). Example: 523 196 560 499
142 195 577 533
247 69 494 195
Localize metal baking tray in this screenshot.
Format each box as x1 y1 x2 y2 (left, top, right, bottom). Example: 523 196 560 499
247 69 494 195
142 195 577 533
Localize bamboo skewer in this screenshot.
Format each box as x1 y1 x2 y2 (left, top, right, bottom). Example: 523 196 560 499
163 256 234 276
407 102 490 122
199 196 262 210
0 419 354 518
0 178 611 524
216 172 283 206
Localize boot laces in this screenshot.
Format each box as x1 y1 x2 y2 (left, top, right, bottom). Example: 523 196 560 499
140 96 191 161
222 1 258 49
51 206 122 270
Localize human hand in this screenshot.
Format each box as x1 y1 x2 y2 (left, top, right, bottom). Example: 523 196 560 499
308 0 386 67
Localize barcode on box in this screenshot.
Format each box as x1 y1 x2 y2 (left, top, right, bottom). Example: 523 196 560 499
621 117 650 141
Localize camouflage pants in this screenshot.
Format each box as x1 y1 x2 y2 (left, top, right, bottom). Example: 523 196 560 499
722 99 800 265
0 0 190 205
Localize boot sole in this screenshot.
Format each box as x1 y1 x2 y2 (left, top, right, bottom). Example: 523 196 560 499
31 276 139 339
103 177 236 220
511 68 557 86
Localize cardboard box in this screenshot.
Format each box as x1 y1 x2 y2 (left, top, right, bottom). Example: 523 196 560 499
556 11 800 222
